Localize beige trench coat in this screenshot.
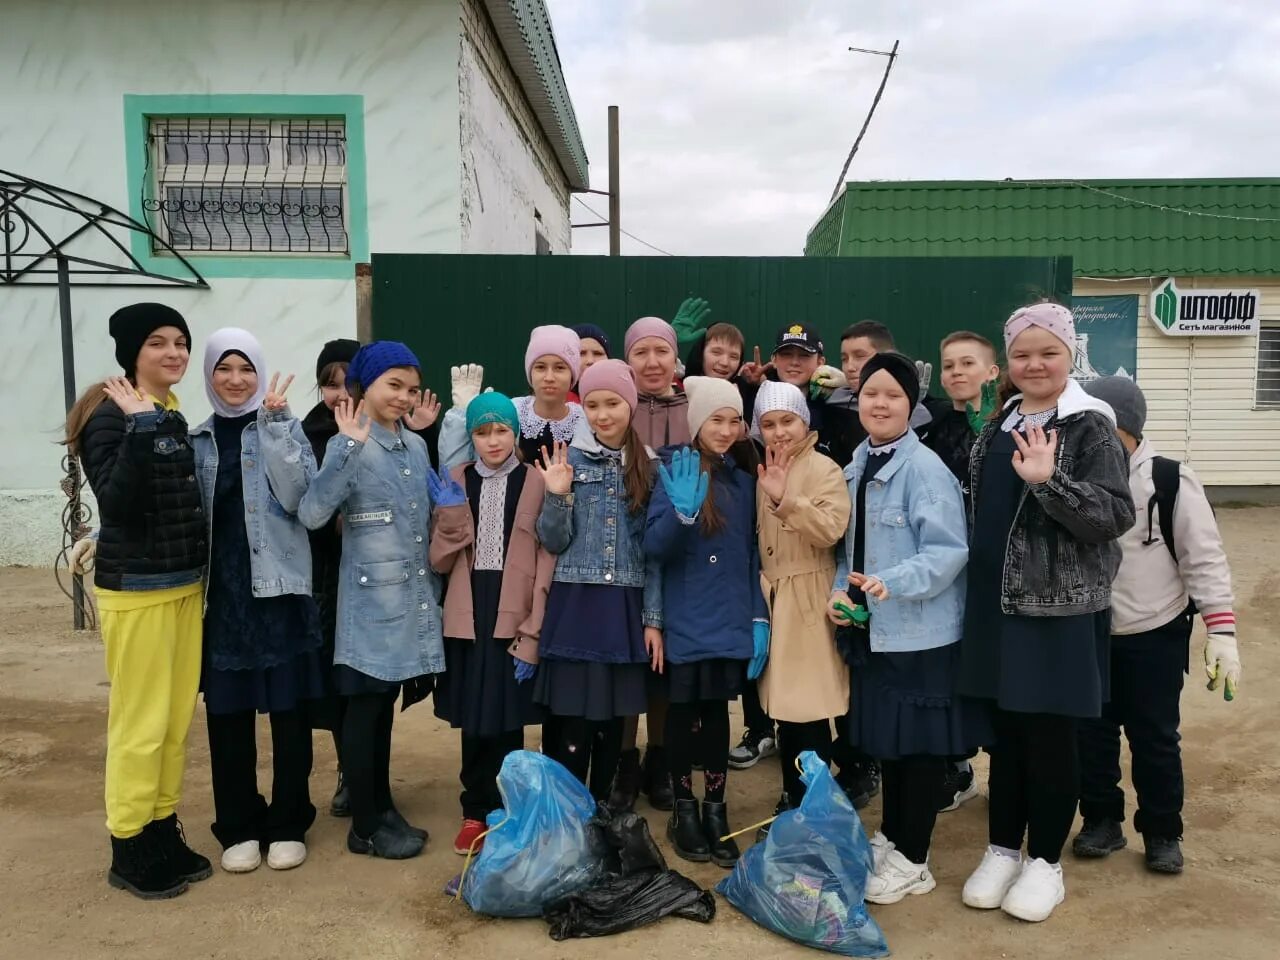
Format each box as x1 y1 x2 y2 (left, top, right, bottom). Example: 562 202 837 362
757 432 853 723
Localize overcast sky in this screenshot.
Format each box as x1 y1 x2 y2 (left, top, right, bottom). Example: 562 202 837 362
546 0 1280 257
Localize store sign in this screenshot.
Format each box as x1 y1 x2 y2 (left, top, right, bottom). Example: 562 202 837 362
1150 277 1261 336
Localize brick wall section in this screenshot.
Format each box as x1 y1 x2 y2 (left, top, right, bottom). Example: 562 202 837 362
459 0 572 209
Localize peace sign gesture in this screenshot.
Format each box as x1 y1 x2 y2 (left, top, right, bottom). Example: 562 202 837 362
262 372 295 413
737 345 773 386
537 441 574 496
1011 423 1058 484
756 442 794 504
102 377 155 416
335 397 371 444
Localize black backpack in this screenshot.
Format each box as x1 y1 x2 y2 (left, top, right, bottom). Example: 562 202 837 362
1145 455 1202 615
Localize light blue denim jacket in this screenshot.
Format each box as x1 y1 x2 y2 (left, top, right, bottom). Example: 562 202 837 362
190 406 316 601
298 421 445 681
834 429 969 653
536 432 663 628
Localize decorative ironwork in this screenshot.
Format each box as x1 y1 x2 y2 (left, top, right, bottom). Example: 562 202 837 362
142 117 349 254
1 170 208 629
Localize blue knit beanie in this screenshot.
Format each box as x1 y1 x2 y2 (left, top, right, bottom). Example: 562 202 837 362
347 340 420 391
572 323 611 358
465 391 520 435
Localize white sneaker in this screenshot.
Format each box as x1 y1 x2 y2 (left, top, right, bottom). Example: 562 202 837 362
962 846 1023 909
869 830 894 872
865 848 936 905
221 840 262 873
266 840 307 870
1001 857 1065 922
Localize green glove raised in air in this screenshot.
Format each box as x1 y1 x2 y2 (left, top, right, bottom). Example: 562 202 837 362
671 297 712 349
965 380 999 434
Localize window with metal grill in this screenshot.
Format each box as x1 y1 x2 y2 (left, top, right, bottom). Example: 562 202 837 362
143 117 348 255
1257 323 1280 408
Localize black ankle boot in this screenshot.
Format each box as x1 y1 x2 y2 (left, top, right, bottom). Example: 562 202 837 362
643 747 675 812
382 806 428 843
700 800 740 868
667 798 710 863
108 833 188 900
330 768 351 818
147 814 213 883
608 748 643 813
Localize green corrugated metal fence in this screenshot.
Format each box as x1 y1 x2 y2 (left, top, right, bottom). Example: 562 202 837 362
371 254 1072 398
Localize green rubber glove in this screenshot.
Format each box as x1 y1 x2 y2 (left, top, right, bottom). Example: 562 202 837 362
965 380 999 434
671 297 712 349
833 600 870 627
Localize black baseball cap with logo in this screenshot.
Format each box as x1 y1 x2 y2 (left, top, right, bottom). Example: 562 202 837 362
772 322 824 356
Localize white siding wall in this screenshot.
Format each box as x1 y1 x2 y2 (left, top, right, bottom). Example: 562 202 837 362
1075 277 1280 486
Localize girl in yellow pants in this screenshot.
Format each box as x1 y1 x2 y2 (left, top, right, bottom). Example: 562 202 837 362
66 303 210 899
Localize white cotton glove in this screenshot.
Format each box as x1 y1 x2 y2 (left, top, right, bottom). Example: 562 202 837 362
450 363 484 408
1205 632 1241 701
809 365 847 400
69 535 97 575
915 360 933 395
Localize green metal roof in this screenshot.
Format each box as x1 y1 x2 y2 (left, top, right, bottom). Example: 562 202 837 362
805 179 1280 276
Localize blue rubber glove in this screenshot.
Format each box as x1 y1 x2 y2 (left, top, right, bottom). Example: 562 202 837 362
747 620 770 680
657 447 709 518
426 466 467 507
513 658 536 683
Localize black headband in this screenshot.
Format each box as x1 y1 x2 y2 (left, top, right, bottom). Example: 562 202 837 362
856 351 920 408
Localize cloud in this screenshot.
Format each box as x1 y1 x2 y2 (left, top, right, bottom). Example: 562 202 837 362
546 0 1280 256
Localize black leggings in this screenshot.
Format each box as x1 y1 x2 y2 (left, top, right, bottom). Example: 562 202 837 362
548 716 624 803
880 756 947 864
742 682 772 735
777 719 833 806
342 691 397 838
989 709 1079 863
666 699 731 803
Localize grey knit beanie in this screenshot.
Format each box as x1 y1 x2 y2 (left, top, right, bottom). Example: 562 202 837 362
1083 376 1147 437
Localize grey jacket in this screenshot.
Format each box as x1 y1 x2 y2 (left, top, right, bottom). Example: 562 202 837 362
969 380 1135 617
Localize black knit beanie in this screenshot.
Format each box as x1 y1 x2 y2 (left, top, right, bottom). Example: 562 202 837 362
315 338 361 382
856 351 920 409
108 303 191 378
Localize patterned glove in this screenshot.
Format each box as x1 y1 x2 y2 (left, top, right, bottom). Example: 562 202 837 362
426 467 467 508
671 297 711 349
1205 632 1241 701
809 365 847 400
747 620 770 680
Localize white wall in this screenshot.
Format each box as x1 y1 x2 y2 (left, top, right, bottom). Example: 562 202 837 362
1075 277 1280 486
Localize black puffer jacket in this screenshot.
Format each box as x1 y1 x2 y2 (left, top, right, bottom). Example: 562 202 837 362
80 399 205 591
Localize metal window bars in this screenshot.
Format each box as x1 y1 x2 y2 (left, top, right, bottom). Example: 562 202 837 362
143 117 349 255
1257 325 1280 408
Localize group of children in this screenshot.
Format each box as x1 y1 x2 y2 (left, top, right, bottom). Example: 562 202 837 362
65 298 1243 928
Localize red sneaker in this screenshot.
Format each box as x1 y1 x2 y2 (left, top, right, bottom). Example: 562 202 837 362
453 819 487 856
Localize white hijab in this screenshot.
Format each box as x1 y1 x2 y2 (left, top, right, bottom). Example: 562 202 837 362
204 327 267 417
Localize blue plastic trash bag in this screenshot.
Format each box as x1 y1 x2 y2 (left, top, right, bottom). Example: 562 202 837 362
460 750 609 917
716 751 889 957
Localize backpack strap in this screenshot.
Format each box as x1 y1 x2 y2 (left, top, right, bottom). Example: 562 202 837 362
1150 456 1182 563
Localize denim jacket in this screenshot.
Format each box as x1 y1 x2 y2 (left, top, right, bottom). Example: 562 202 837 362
968 379 1136 617
834 430 969 652
191 407 317 602
298 421 445 682
536 432 663 628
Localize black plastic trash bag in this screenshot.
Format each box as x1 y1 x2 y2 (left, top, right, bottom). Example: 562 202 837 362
544 809 716 939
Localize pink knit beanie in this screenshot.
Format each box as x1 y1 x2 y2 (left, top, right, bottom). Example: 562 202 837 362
524 324 581 384
577 358 638 412
624 316 677 359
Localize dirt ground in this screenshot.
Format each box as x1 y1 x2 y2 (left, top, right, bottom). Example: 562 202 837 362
2 507 1278 960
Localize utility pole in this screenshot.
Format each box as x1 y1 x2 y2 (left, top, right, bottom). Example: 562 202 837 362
608 105 620 256
830 41 900 203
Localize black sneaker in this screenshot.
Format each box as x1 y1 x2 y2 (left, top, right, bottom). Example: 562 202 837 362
108 833 188 900
728 729 777 770
836 762 881 810
1072 818 1127 858
1144 835 1184 875
330 768 351 818
756 793 794 841
939 763 980 813
347 823 424 860
147 814 213 883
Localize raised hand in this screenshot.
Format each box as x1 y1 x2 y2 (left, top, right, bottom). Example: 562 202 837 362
404 389 442 431
810 364 847 400
537 441 574 496
450 363 484 408
737 345 772 387
657 446 708 517
102 377 155 415
426 466 467 507
915 360 933 396
262 372 294 413
848 570 890 601
671 296 711 349
1011 423 1058 484
756 442 794 504
335 397 371 444
645 626 664 674
965 379 999 434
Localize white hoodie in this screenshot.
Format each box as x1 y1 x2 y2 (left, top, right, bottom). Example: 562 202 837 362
1109 438 1236 636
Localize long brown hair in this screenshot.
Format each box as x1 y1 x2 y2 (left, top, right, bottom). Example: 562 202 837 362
691 437 727 536
62 381 110 458
621 425 654 514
